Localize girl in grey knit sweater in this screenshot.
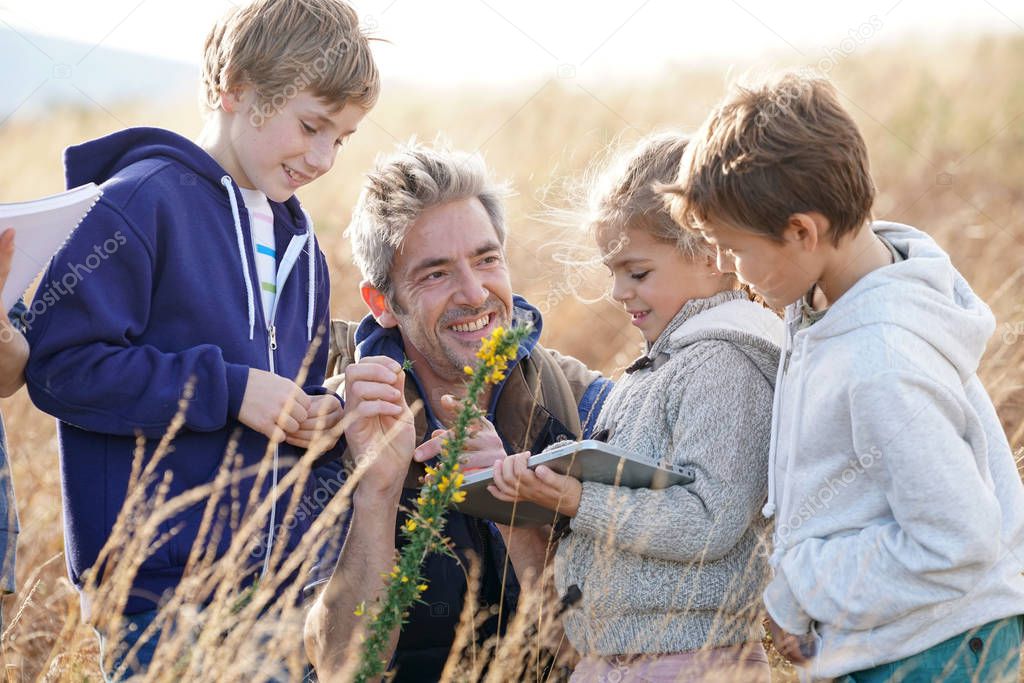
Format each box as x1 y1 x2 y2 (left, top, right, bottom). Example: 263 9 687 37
489 133 783 681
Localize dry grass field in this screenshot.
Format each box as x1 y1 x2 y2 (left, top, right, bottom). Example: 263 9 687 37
0 32 1021 681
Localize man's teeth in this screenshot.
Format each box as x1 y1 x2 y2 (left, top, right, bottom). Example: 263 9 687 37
451 315 490 333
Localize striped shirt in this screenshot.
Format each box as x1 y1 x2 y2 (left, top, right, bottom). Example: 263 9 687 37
239 187 277 321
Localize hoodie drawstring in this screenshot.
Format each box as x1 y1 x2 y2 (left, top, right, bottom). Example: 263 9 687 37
221 176 256 341
763 307 792 520
302 209 316 342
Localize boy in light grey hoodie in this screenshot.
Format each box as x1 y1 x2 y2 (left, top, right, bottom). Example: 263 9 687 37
661 70 1024 681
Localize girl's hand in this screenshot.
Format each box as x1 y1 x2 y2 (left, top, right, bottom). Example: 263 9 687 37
488 451 582 517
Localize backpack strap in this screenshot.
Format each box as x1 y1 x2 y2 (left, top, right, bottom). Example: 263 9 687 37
495 344 602 454
325 319 359 394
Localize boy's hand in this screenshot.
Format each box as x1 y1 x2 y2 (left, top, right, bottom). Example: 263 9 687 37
344 356 415 495
238 368 311 439
413 394 506 471
488 451 582 517
0 229 29 396
284 394 344 449
766 615 811 664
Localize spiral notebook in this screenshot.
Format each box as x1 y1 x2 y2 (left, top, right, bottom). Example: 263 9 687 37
455 439 697 526
0 183 102 312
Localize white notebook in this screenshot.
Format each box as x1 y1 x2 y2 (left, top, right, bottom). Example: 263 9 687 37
0 183 102 312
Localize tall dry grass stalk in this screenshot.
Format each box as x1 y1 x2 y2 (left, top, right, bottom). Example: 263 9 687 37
0 33 1020 682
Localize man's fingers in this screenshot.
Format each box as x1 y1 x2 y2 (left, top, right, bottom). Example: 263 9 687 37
351 399 403 418
439 394 461 420
347 381 403 404
344 360 401 387
413 436 443 463
459 451 505 471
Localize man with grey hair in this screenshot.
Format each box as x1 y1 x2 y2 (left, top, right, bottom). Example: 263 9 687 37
304 141 611 681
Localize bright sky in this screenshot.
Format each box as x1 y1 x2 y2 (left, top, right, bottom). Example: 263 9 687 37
2 0 1023 85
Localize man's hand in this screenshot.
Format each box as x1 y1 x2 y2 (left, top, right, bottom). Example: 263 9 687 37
284 394 344 449
344 356 415 495
238 368 310 439
413 394 506 471
766 614 812 664
488 451 582 517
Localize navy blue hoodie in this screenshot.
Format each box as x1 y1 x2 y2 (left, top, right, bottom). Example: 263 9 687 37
25 127 335 615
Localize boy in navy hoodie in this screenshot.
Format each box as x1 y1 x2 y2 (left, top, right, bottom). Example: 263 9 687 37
23 0 378 676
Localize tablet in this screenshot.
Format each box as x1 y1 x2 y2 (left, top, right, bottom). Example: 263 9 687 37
455 439 697 526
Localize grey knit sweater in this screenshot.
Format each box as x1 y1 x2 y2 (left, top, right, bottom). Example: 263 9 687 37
554 290 783 655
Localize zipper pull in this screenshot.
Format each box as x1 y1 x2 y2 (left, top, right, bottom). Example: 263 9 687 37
268 324 278 351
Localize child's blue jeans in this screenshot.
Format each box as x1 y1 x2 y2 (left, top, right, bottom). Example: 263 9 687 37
96 609 160 682
96 608 303 682
839 615 1023 682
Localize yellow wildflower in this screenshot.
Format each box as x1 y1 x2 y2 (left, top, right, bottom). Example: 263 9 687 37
417 584 428 592
404 519 417 532
452 490 467 504
354 602 365 616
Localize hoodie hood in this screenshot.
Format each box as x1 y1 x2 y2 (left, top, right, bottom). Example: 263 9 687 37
792 221 994 381
630 290 783 386
66 127 228 190
668 293 784 386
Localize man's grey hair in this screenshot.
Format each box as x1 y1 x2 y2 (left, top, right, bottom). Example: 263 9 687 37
346 140 509 300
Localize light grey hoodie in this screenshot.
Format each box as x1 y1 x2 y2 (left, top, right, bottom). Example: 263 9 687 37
555 290 784 655
762 221 1024 678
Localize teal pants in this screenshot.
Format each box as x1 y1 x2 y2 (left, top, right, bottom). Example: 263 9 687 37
840 616 1023 683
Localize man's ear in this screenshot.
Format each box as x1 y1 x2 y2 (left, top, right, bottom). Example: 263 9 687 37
782 212 827 252
360 282 399 328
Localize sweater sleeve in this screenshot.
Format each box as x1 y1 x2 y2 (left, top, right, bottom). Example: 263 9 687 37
766 371 1002 632
570 342 773 563
25 200 251 437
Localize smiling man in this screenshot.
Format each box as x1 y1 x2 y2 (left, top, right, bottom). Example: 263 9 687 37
303 142 611 681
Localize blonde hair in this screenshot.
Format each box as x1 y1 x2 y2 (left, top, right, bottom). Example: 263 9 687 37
659 70 875 245
587 132 713 260
347 140 510 302
200 0 380 121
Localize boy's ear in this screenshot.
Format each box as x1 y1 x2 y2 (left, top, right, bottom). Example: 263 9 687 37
219 83 251 115
782 212 827 252
360 282 399 328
